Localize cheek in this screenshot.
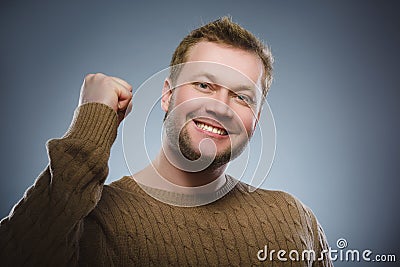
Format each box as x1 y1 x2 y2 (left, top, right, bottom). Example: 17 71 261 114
237 112 256 135
170 90 193 111
168 96 203 122
173 86 195 102
172 89 208 113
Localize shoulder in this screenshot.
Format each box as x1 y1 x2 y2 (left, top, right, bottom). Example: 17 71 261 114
235 181 314 216
233 181 320 233
98 176 145 208
82 176 147 238
86 176 144 221
245 185 331 253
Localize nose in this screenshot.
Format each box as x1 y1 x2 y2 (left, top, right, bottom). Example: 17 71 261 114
204 88 234 119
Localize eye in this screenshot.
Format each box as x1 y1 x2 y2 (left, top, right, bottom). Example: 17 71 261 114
198 83 208 89
193 82 212 91
235 94 253 105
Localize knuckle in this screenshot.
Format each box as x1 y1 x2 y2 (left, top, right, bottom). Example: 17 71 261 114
85 72 107 82
90 72 106 81
103 76 114 85
84 73 94 80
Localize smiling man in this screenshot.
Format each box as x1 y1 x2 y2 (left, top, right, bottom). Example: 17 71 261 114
134 43 265 196
0 17 333 266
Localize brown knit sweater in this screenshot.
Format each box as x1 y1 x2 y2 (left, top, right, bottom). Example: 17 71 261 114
0 103 333 266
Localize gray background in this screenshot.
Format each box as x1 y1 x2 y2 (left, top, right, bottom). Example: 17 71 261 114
1 1 399 265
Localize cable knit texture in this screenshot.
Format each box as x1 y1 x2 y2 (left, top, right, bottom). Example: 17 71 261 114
0 103 333 266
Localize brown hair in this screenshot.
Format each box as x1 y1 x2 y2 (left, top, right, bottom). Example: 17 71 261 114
169 16 274 102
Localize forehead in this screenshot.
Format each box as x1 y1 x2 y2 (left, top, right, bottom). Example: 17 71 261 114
184 41 263 89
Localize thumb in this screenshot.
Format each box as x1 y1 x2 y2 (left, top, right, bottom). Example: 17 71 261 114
117 88 132 110
117 98 133 125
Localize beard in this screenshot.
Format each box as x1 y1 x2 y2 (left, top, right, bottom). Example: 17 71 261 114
163 101 250 171
177 125 233 169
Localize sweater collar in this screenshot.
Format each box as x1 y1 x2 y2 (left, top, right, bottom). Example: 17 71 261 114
118 175 239 207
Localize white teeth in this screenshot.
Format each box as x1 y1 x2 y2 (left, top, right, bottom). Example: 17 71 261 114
195 121 227 135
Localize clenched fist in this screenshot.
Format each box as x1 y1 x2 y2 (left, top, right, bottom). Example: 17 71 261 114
79 73 133 124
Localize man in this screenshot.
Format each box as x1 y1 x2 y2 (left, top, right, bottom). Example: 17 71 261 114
0 17 333 266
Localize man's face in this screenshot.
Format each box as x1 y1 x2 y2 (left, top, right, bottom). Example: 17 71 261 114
162 41 264 170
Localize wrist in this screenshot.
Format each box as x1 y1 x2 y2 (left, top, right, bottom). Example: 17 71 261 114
63 102 118 150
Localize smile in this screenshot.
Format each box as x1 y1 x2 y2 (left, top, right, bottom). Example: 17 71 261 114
194 120 228 136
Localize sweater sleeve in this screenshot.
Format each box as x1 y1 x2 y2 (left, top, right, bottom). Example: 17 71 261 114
314 222 333 267
0 102 118 266
307 208 334 267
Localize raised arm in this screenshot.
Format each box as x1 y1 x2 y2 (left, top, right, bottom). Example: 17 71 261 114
0 73 132 266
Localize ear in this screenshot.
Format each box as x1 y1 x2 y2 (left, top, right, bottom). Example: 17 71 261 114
161 78 173 112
